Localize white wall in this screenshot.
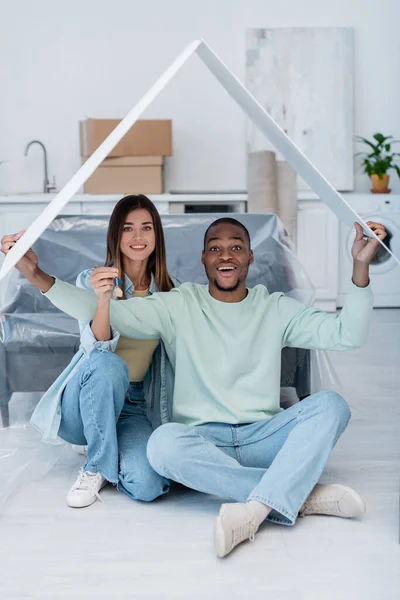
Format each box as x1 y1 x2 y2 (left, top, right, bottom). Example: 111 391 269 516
1 0 399 195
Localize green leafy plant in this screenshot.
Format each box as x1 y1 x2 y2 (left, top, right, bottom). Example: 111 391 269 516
355 133 400 180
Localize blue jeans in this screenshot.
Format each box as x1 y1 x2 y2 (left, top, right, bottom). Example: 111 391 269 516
58 351 170 502
147 391 351 524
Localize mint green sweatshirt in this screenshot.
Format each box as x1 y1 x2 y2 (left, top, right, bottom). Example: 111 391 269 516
45 280 373 426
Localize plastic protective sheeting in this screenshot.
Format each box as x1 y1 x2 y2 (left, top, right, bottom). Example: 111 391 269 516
0 212 340 509
0 425 76 510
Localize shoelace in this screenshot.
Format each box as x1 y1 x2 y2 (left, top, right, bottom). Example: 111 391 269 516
232 516 257 546
72 469 105 504
300 497 339 516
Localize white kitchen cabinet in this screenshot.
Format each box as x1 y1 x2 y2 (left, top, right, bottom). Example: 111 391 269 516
81 200 169 215
296 200 339 311
0 199 82 267
0 204 80 233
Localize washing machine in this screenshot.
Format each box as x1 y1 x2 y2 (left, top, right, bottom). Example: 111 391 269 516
338 194 400 308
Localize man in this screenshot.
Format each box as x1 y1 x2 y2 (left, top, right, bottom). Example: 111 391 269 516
1 217 386 557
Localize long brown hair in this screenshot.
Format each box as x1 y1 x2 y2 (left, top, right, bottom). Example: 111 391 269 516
105 194 174 297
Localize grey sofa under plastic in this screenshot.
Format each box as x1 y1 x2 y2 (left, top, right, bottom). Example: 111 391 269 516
0 213 313 427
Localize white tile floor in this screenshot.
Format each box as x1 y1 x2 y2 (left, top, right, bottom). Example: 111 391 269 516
0 309 399 599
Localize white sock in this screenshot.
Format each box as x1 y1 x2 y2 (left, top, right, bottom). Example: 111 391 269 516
247 500 272 527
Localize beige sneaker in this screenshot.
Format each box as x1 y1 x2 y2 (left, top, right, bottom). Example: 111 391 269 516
214 503 259 558
299 483 366 519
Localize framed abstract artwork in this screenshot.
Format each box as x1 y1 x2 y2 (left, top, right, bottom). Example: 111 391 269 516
246 28 354 191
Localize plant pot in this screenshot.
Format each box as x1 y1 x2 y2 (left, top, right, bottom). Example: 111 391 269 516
370 174 390 194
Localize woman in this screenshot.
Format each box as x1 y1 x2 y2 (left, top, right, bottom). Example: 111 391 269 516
2 194 176 508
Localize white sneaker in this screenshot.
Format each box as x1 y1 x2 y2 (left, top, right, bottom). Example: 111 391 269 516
214 503 259 558
299 483 366 519
66 469 107 508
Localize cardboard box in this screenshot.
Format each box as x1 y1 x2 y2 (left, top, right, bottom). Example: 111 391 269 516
80 119 172 157
83 156 164 194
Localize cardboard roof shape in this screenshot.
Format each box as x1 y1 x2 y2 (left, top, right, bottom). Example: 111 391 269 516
1 38 398 282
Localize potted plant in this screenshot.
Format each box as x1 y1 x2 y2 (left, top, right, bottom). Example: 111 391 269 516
355 132 400 193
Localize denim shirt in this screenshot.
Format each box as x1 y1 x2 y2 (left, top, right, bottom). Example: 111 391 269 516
30 269 175 443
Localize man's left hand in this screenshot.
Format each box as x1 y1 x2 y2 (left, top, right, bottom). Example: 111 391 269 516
351 221 387 266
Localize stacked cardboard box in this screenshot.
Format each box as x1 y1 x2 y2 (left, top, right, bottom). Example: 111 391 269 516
80 119 172 194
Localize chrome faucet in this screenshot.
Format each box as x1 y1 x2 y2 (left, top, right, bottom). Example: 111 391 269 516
25 140 56 193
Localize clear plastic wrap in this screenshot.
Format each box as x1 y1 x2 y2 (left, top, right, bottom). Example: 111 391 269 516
0 212 340 509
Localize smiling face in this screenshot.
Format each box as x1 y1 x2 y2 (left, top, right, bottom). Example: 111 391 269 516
119 208 156 262
202 222 254 294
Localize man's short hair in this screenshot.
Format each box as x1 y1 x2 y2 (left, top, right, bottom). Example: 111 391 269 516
203 218 251 249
